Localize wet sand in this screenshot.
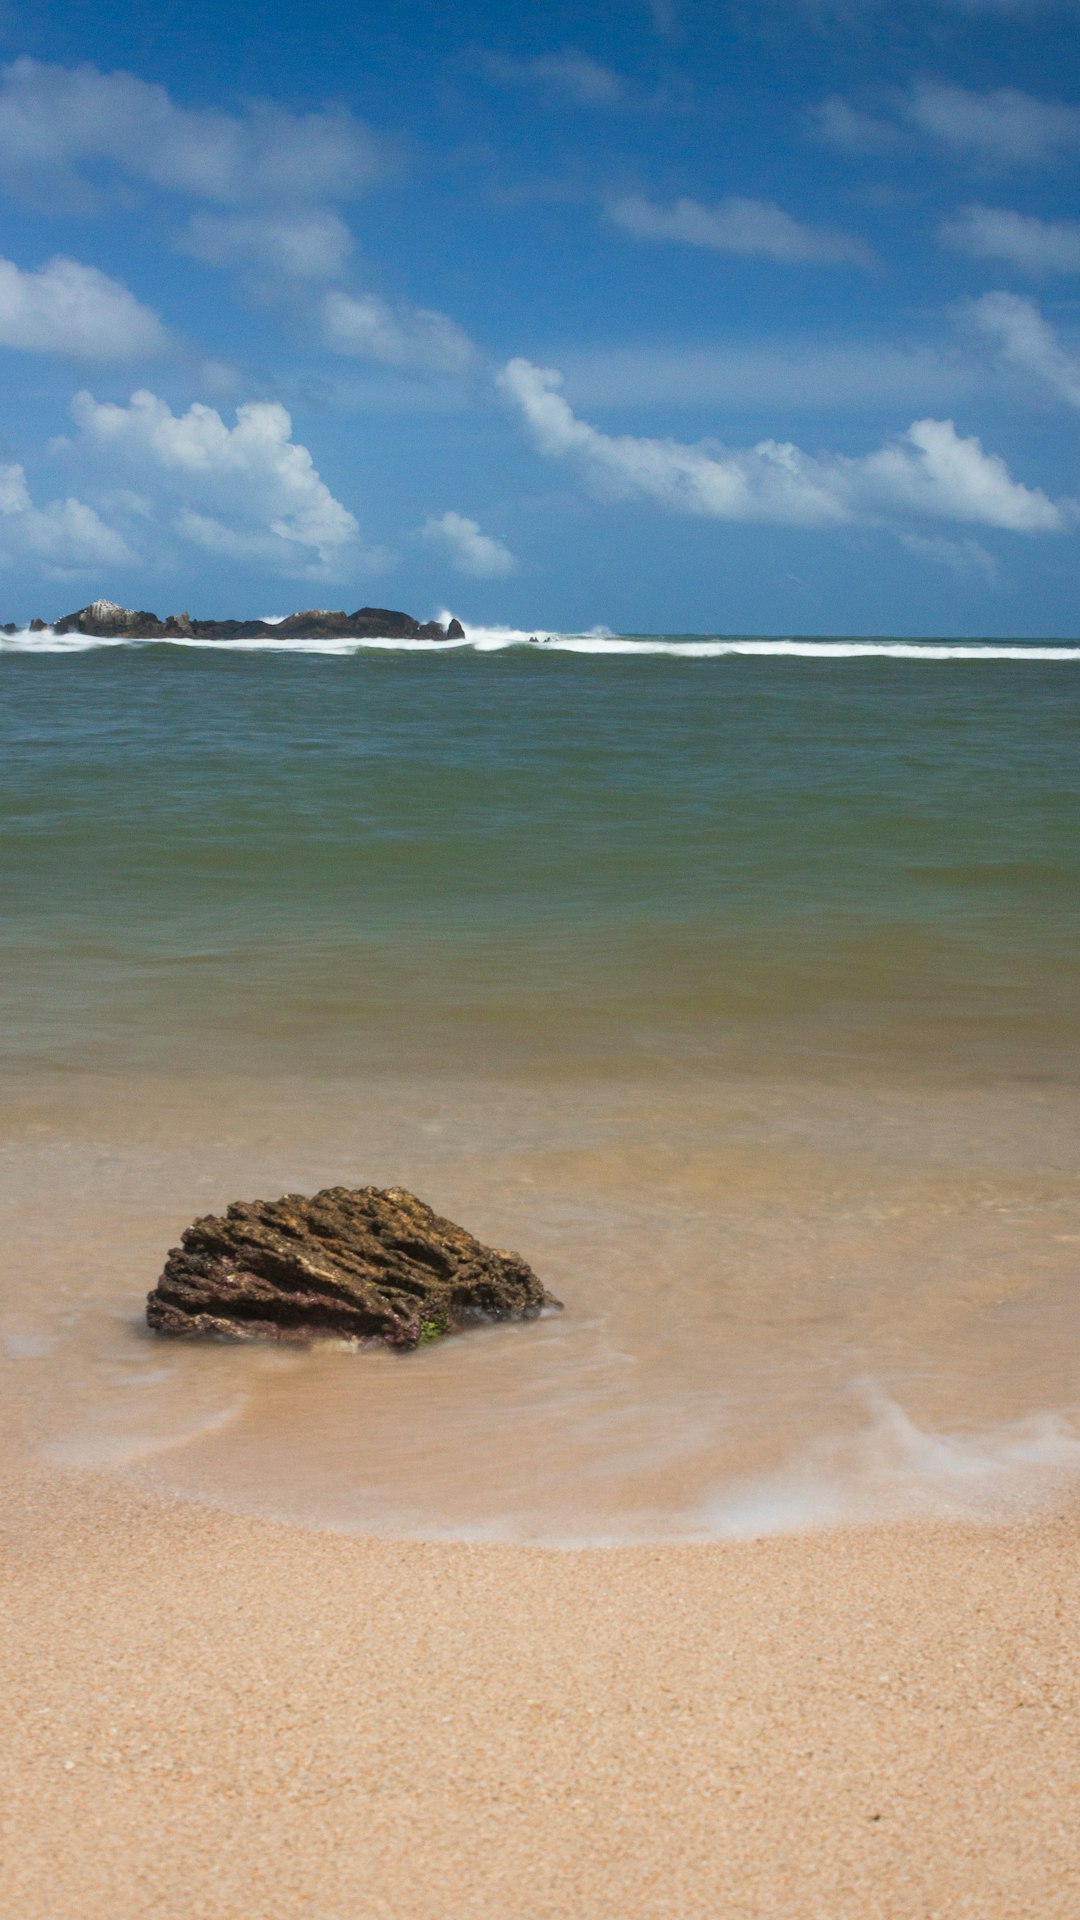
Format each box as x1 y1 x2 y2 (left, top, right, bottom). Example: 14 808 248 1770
2 1463 1078 1920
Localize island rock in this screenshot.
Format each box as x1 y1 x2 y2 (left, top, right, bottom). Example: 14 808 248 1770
146 1184 559 1347
45 601 466 641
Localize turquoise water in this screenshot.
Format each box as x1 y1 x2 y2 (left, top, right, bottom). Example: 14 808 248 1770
4 630 1080 1539
2 633 1079 1081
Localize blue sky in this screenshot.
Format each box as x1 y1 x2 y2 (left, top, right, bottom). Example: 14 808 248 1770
0 0 1078 633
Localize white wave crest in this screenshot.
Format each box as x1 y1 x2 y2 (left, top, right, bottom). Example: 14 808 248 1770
2 624 1078 661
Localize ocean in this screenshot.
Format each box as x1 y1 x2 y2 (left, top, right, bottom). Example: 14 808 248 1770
2 626 1079 1540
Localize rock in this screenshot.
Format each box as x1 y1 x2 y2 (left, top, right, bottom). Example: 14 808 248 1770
146 1184 559 1347
43 600 466 642
344 607 450 640
54 601 163 637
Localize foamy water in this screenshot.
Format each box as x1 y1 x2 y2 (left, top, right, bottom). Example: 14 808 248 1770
3 622 1079 660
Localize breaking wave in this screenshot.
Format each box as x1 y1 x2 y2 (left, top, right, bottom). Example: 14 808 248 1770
2 624 1079 662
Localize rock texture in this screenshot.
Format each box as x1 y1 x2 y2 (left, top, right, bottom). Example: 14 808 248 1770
29 601 465 641
147 1185 558 1347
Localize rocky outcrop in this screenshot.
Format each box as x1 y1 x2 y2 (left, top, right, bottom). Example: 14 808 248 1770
146 1184 559 1347
35 601 466 641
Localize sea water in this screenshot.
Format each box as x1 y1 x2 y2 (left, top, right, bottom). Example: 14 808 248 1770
2 627 1078 1540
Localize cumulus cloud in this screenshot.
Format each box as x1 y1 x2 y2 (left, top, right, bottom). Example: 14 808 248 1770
180 210 354 280
607 194 873 266
498 356 1069 534
479 50 623 106
940 205 1080 275
0 58 383 208
70 388 365 575
967 291 1080 407
0 461 133 571
322 290 477 375
0 255 168 358
421 510 517 577
849 416 1064 528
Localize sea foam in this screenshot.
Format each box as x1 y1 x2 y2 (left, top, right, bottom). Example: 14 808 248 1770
2 624 1079 661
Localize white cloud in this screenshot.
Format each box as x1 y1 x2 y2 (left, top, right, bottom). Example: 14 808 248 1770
70 388 365 576
0 58 383 207
479 50 623 106
0 255 168 358
421 510 517 577
0 461 133 571
607 193 873 266
322 290 477 375
848 416 1063 529
813 82 1080 169
498 356 1069 534
180 210 354 279
905 81 1080 166
967 291 1080 406
941 205 1080 275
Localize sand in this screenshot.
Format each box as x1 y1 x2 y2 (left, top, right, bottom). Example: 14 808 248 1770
2 1464 1078 1919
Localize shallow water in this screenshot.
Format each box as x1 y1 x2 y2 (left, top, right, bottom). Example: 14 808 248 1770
2 631 1078 1538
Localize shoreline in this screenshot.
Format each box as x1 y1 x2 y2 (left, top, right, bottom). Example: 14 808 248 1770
3 1461 1078 1919
4 1061 1080 1543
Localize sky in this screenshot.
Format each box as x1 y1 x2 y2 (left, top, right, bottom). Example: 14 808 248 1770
0 0 1078 634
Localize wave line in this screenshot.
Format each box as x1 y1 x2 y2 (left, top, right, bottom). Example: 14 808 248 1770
2 627 1078 662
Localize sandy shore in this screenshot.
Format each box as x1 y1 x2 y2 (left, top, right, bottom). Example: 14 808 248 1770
2 1466 1077 1919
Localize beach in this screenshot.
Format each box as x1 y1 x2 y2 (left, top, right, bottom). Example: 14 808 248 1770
2 633 1079 1912
3 0 1079 1898
3 1466 1079 1919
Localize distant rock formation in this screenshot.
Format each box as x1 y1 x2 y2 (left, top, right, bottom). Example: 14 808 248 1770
146 1184 559 1347
14 600 467 641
